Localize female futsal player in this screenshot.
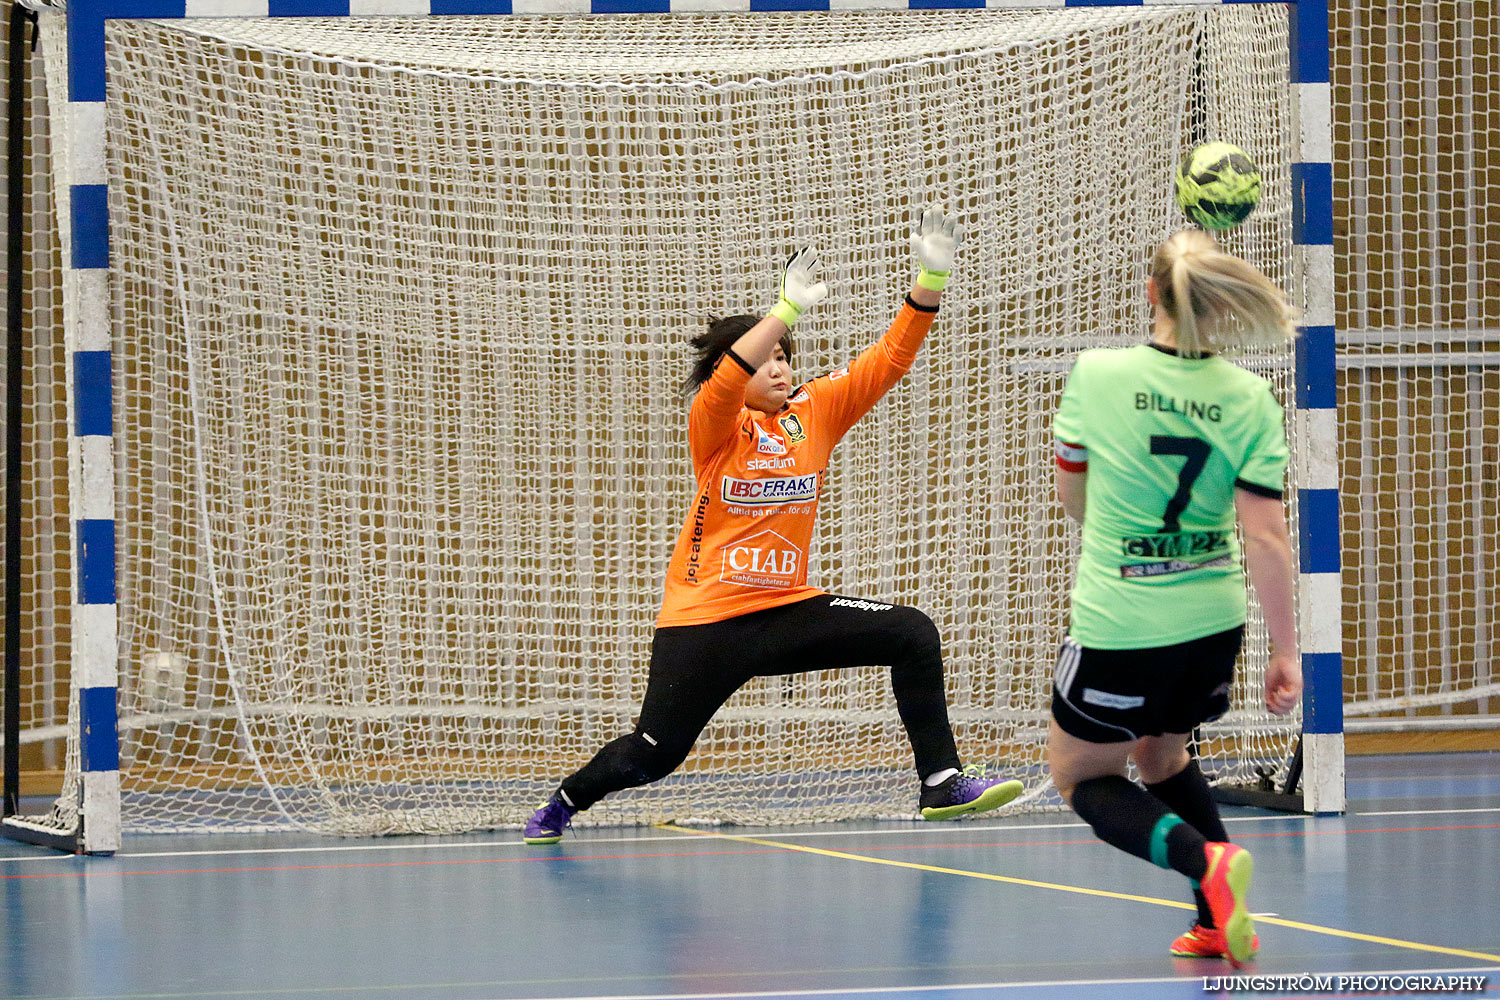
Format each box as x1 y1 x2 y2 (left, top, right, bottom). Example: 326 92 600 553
1047 229 1301 968
524 205 1023 843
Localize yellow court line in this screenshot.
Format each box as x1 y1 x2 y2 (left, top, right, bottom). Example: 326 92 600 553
657 824 1500 964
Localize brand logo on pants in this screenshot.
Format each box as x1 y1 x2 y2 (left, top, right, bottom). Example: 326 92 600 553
828 598 893 612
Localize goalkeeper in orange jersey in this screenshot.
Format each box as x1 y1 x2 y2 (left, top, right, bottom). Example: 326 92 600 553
524 205 1023 843
1046 229 1302 968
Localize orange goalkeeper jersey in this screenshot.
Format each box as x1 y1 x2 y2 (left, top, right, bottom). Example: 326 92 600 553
656 296 938 627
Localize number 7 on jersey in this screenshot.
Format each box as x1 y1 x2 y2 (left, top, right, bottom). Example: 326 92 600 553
1150 435 1210 533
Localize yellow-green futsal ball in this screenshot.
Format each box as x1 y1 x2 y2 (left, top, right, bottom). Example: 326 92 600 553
1174 142 1261 230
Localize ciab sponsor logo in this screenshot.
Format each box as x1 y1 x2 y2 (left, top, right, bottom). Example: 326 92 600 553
720 529 804 590
720 473 819 506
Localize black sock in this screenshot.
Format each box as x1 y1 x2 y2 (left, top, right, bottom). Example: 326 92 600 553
1146 757 1228 927
1188 887 1213 929
1070 775 1209 881
1144 757 1229 840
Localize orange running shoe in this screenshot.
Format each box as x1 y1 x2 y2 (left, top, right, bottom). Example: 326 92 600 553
1200 842 1256 967
1170 923 1261 959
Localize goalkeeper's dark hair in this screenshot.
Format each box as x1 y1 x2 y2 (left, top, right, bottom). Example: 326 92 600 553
682 315 794 398
1151 229 1297 356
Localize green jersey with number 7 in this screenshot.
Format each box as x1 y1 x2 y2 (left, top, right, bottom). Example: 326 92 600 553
1052 343 1289 649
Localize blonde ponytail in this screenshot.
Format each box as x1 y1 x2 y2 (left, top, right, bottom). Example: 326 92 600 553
1150 229 1296 356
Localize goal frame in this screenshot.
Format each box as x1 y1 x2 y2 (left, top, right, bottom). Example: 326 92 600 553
1 0 1343 855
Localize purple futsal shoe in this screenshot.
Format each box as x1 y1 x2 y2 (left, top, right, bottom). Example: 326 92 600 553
523 792 577 845
919 766 1024 821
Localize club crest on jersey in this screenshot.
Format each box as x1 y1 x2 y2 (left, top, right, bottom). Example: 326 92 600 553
755 425 788 455
720 529 803 590
778 414 807 445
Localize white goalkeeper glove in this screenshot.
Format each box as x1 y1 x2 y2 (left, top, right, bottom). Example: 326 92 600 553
769 247 829 328
910 204 961 292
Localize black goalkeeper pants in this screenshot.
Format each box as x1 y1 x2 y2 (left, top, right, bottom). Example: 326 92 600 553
559 594 963 811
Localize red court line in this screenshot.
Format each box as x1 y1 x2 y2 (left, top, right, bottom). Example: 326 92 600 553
5 820 1497 880
0 846 787 879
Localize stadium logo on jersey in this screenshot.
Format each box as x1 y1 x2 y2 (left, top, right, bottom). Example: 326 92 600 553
778 414 807 445
755 425 788 455
721 473 819 506
720 530 803 590
746 455 797 471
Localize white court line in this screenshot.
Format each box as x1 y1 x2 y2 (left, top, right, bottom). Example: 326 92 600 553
1349 772 1500 783
0 813 1315 864
499 977 1198 999
4 803 1493 866
1355 806 1500 817
494 967 1500 1000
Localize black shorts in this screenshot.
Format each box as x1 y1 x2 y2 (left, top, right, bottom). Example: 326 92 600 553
1049 626 1245 743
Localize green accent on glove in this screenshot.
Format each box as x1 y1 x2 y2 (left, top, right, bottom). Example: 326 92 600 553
770 298 803 327
916 269 951 292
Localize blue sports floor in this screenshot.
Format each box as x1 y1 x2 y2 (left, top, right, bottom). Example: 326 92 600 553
3 753 1498 1000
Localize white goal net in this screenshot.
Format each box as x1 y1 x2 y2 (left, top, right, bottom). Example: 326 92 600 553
22 4 1298 835
1332 1 1500 729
